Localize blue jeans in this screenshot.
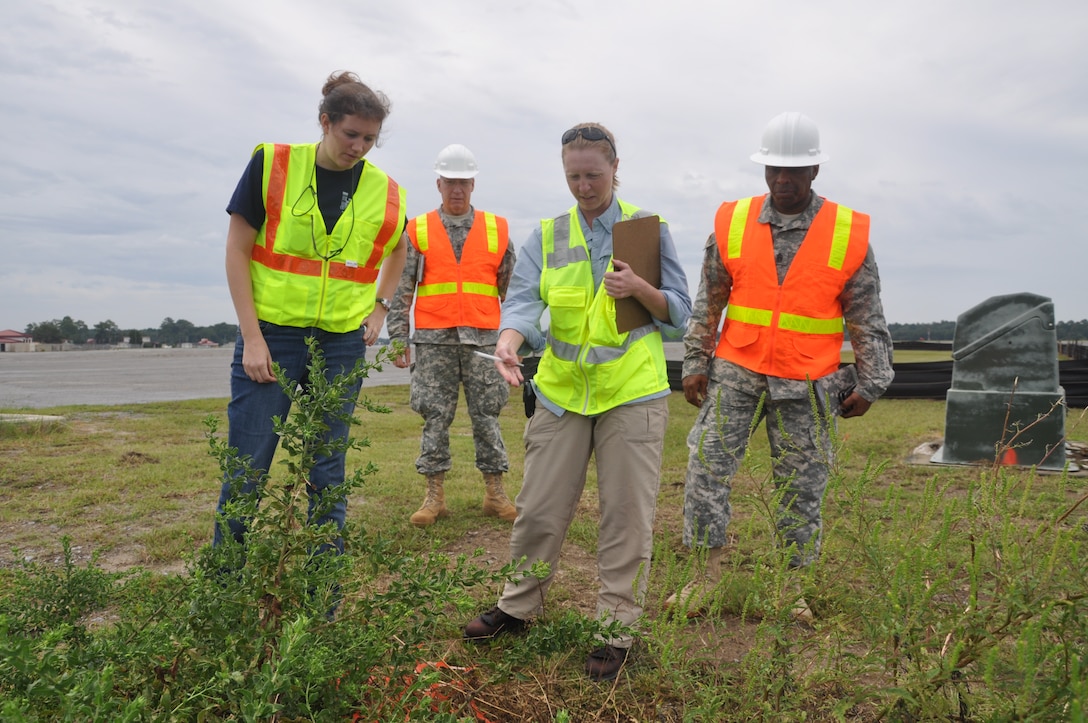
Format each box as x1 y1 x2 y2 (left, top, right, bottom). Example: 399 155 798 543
213 321 366 553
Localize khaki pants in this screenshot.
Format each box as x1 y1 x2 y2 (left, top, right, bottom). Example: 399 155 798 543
497 396 668 648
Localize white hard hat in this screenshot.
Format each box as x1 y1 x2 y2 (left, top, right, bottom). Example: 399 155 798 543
750 112 830 167
434 143 479 178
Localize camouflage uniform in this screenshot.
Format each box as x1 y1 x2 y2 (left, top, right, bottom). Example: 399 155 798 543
682 194 894 567
387 206 516 475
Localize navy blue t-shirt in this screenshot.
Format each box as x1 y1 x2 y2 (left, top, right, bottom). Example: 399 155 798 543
226 148 363 235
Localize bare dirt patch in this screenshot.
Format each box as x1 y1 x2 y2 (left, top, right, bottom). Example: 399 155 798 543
119 450 161 466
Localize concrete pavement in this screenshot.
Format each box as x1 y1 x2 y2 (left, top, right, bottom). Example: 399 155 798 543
0 346 411 409
0 342 685 410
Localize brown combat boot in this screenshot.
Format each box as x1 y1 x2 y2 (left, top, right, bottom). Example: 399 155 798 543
409 473 448 527
482 472 517 522
784 577 814 623
664 546 726 618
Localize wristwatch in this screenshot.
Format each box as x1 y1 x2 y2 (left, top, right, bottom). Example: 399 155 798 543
377 297 391 312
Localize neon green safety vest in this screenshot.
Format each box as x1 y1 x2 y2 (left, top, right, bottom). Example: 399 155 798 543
250 143 407 332
533 200 669 415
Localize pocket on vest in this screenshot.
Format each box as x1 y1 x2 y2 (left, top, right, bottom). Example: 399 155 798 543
792 333 828 360
724 322 760 349
547 286 586 308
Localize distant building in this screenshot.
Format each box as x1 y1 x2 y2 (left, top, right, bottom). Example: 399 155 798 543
0 329 34 352
0 329 31 342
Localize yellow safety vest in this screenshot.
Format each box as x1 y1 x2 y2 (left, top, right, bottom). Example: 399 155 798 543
250 143 407 332
533 200 669 415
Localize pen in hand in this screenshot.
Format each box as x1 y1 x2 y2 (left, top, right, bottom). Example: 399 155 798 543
473 350 523 367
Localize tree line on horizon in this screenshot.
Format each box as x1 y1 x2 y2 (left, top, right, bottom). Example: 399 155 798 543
890 319 1088 343
21 316 1088 347
22 317 238 346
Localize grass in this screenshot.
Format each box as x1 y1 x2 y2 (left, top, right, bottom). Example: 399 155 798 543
1 379 1087 721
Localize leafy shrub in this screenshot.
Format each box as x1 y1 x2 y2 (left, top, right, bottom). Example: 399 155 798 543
0 341 521 721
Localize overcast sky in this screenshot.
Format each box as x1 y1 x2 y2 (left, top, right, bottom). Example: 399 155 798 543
2 0 1085 335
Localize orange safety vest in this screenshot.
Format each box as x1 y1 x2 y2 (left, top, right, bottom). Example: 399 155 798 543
407 210 508 330
250 143 407 332
714 195 869 380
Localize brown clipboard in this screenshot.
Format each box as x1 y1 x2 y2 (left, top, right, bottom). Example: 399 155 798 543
611 215 661 333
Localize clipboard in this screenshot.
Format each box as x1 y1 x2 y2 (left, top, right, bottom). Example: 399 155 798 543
611 215 661 333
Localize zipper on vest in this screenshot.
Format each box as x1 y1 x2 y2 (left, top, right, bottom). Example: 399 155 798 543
315 260 330 328
576 344 592 415
768 287 784 367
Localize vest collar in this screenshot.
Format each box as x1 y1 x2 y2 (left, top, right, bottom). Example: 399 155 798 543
574 194 623 234
758 192 824 230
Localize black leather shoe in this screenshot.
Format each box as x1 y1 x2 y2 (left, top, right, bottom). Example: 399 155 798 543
585 645 629 681
463 606 526 640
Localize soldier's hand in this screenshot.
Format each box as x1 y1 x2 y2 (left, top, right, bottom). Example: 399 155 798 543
683 374 708 408
393 346 411 368
839 392 872 418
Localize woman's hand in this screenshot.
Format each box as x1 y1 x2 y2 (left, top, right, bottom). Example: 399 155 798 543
605 258 670 320
242 333 277 383
361 307 386 346
493 330 526 386
603 258 642 299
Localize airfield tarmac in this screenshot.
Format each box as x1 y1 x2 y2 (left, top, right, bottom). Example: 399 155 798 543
0 346 412 409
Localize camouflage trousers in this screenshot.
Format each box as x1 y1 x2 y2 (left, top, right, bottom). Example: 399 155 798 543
682 381 834 568
409 343 510 476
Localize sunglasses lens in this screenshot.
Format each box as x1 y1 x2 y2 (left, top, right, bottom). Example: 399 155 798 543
561 126 616 156
562 126 607 144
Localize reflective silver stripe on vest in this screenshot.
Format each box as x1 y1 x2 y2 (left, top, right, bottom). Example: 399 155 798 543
545 215 590 268
546 322 657 364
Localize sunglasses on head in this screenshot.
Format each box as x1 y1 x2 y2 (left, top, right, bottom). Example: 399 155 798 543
561 126 616 156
